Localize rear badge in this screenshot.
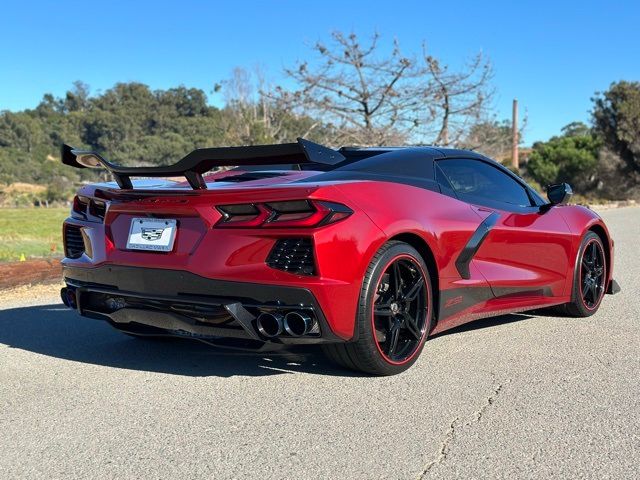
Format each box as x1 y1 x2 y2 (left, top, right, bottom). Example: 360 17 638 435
141 228 165 241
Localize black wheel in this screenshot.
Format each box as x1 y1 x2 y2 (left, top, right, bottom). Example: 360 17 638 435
322 241 433 376
563 231 607 317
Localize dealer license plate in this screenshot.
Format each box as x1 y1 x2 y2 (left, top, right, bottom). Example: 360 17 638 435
126 218 177 252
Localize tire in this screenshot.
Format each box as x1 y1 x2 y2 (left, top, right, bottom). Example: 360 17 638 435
322 241 433 376
562 231 607 317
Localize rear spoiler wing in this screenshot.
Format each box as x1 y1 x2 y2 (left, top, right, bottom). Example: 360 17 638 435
61 138 345 190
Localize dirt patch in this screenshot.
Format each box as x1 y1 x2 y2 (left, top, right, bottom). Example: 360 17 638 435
0 258 62 290
0 281 64 306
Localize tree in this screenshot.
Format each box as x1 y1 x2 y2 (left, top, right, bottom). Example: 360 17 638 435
0 112 44 152
560 121 590 137
0 81 230 191
461 119 522 160
527 126 601 191
219 67 331 145
592 81 640 174
62 81 90 113
273 31 492 146
80 82 226 165
219 67 267 145
424 51 493 145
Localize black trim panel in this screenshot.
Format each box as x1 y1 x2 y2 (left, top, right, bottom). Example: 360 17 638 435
455 212 500 279
437 285 555 322
62 265 342 344
438 286 494 320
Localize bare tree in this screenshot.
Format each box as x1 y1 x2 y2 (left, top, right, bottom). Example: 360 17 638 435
272 32 427 146
460 115 527 161
219 67 254 144
272 31 494 147
217 66 329 145
423 50 493 146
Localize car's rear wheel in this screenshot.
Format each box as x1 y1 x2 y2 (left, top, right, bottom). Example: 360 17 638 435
322 241 433 375
562 231 607 317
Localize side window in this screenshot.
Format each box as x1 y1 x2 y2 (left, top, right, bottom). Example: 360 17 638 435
435 163 457 198
437 159 533 208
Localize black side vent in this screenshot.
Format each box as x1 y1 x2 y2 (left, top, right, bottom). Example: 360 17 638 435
266 238 316 276
64 225 85 259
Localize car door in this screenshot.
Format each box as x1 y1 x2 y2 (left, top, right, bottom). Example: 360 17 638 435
435 157 573 300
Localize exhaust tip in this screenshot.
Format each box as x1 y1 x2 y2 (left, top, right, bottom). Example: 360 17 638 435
60 288 69 307
284 311 313 337
61 287 77 309
256 312 284 338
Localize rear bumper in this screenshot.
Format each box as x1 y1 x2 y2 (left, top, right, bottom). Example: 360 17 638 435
62 265 343 344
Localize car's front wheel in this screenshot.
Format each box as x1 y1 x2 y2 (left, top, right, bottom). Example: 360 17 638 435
562 231 607 317
323 241 433 375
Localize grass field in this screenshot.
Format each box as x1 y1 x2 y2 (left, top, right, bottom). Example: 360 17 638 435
0 208 68 262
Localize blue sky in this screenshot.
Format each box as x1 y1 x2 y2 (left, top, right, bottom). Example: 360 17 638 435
1 0 638 144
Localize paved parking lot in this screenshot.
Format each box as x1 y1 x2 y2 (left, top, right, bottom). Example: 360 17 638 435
1 207 638 479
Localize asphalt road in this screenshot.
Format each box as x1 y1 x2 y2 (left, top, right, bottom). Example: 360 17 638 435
1 207 638 479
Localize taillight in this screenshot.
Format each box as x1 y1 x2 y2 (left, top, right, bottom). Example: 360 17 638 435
89 199 107 220
215 200 352 228
72 195 89 219
72 195 108 222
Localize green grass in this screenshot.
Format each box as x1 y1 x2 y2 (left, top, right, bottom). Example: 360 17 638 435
0 207 69 262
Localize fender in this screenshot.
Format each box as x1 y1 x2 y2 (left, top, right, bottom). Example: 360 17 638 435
557 205 614 296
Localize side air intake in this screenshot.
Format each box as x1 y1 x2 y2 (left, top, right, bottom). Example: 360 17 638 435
266 238 316 276
64 225 85 259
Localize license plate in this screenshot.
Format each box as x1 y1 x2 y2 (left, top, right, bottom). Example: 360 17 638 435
126 218 177 252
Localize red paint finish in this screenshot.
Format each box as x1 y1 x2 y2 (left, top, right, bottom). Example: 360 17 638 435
62 172 615 341
470 205 573 297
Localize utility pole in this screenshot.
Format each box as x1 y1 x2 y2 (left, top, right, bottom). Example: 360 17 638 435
512 98 519 170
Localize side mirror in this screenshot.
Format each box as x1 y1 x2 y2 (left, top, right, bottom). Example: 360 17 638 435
546 183 573 205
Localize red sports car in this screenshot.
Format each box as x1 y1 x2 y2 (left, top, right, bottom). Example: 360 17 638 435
59 139 620 375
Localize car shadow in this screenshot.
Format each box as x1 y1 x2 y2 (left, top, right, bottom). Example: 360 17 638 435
0 303 358 378
0 303 559 377
430 312 537 338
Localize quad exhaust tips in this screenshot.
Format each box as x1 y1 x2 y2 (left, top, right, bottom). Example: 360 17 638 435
283 311 313 337
256 310 315 338
256 312 284 338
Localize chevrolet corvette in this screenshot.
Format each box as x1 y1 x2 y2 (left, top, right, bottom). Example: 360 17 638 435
59 139 620 375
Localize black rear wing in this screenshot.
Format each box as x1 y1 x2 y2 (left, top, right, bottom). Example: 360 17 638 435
61 138 345 189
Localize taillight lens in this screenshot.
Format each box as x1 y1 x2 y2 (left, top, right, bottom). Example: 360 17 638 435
72 195 89 219
72 195 107 222
89 199 107 219
215 200 352 228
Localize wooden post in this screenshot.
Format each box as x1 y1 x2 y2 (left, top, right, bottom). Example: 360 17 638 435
512 99 519 170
